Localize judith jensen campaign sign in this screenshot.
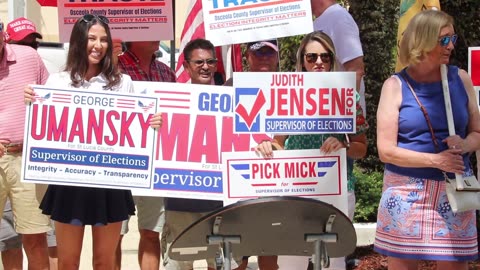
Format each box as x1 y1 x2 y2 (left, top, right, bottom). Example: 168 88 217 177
233 72 357 134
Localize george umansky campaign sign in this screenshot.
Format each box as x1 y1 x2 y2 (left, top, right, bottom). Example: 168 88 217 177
202 0 313 46
22 86 158 190
131 82 272 200
222 149 348 214
233 72 357 134
57 0 174 42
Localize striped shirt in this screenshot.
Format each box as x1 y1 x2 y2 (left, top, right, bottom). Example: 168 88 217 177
118 50 176 83
0 44 49 144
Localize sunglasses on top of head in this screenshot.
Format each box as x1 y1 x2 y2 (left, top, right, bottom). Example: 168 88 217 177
304 52 334 64
438 34 457 47
81 14 110 25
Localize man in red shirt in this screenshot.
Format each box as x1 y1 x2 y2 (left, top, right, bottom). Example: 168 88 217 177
0 19 51 270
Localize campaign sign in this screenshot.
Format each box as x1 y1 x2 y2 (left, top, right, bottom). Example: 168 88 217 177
233 72 356 134
202 0 313 46
468 47 480 103
22 86 158 189
468 47 480 178
222 149 348 214
131 82 272 200
57 0 174 42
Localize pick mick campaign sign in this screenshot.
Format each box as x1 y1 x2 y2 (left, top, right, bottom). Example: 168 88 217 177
222 149 348 215
233 72 357 134
22 85 158 189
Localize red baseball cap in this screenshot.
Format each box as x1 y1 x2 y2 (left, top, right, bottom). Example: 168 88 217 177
5 17 42 42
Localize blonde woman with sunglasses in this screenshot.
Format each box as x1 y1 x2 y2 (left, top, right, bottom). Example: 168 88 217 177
24 14 162 270
255 31 368 270
374 10 480 270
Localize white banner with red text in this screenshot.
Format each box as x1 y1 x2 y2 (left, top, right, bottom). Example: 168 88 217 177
131 81 272 200
21 85 159 189
222 149 348 214
233 71 357 134
57 0 174 42
202 0 313 46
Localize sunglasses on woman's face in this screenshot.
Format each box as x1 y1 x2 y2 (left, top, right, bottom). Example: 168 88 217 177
438 34 457 47
304 52 333 64
81 14 110 25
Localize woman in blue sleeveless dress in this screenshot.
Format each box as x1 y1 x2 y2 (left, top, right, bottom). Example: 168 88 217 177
374 10 480 270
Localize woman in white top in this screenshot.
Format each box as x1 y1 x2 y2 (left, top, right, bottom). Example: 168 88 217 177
25 14 162 269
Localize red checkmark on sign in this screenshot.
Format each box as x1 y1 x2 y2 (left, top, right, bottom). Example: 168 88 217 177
235 90 266 129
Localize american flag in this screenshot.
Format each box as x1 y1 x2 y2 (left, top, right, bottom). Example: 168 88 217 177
175 0 243 83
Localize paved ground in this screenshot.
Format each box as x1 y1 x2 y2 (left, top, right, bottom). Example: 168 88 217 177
82 215 259 270
0 216 376 269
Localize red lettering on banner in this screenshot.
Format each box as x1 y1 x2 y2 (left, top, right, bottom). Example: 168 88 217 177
105 111 119 146
308 162 316 177
158 113 190 161
158 113 272 163
252 164 260 178
119 112 136 147
29 104 150 147
87 110 104 144
472 50 480 86
69 108 85 142
48 106 69 141
266 88 354 116
306 88 316 115
220 116 251 152
284 162 317 178
31 105 47 140
190 115 219 163
319 88 329 115
251 163 280 179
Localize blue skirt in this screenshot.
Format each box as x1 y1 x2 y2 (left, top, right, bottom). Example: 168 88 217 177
374 169 478 261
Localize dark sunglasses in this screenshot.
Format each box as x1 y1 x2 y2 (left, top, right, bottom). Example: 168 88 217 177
81 14 109 25
304 52 333 64
438 34 457 47
187 58 218 67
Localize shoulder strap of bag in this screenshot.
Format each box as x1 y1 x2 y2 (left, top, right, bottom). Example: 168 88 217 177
400 73 441 152
400 73 453 182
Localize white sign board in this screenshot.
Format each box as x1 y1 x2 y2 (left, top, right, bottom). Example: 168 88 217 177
233 72 357 134
202 0 313 46
57 0 174 42
22 86 158 189
131 82 272 200
222 149 348 214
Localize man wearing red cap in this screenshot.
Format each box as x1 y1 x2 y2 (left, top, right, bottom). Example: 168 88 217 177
5 17 43 49
0 18 51 270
